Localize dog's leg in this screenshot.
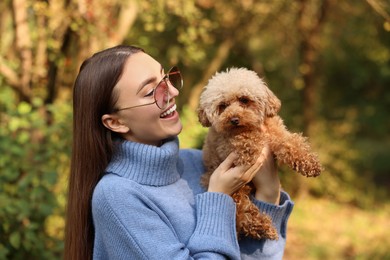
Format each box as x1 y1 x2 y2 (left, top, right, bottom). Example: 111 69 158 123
232 185 278 240
230 132 265 166
266 117 322 177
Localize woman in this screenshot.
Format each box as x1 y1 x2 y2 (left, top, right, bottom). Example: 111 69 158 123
64 45 294 260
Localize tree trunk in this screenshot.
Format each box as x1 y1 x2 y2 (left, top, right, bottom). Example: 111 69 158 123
12 0 33 102
296 0 330 196
298 0 330 136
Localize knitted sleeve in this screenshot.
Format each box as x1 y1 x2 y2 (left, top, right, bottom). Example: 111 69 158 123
188 192 240 259
92 175 240 260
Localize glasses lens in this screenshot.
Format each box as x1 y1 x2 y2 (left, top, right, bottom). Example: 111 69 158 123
168 66 182 90
154 66 182 109
154 80 169 109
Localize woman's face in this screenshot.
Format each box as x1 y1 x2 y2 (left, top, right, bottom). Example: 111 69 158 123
104 52 183 146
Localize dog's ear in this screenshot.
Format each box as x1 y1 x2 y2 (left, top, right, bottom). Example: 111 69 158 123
197 108 211 127
265 88 281 117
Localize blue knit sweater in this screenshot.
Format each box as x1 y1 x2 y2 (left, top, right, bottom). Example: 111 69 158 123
92 137 294 260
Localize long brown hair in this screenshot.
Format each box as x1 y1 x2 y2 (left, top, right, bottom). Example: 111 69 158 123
64 45 144 260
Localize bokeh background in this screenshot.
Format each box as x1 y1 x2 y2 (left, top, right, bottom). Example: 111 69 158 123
1 0 389 259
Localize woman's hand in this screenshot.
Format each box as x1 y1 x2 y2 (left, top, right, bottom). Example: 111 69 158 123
207 152 263 195
252 145 281 205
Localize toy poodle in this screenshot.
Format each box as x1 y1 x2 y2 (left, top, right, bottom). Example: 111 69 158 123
197 67 322 240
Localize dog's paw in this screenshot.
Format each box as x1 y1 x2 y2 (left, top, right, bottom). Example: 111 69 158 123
292 154 323 177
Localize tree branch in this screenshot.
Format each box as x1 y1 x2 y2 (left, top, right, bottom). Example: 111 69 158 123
108 1 138 46
0 56 30 101
188 38 234 110
366 0 390 22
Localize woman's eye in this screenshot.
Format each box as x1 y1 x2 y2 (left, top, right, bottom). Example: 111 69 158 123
145 89 154 97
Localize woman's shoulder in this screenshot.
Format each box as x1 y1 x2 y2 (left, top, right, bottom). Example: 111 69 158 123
92 174 144 211
94 173 138 191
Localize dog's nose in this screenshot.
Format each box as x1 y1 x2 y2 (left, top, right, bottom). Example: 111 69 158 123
230 117 240 126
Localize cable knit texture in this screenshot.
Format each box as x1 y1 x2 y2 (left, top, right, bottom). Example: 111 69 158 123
92 137 294 260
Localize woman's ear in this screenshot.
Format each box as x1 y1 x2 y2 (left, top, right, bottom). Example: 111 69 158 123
101 114 130 134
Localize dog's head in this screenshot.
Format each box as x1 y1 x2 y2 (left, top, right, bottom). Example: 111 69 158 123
197 67 281 134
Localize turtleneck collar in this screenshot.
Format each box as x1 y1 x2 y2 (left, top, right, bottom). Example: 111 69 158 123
105 137 181 186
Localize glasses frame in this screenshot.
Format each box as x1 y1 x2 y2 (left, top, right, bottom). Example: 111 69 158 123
113 66 182 112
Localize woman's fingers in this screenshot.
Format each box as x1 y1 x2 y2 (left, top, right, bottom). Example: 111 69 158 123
208 150 275 195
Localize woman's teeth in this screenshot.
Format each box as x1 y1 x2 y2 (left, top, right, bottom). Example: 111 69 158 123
160 104 176 118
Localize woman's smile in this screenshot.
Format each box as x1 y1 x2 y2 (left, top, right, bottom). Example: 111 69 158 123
160 104 177 118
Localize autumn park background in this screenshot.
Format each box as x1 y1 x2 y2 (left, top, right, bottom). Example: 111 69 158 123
1 0 389 259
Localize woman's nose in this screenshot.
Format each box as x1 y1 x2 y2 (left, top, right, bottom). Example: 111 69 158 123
168 81 179 97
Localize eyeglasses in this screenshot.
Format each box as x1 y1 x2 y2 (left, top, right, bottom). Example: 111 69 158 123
114 66 183 112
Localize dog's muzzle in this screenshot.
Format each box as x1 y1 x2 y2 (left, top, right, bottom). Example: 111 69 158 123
230 117 240 126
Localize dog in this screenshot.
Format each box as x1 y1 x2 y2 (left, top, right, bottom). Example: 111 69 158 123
197 67 322 240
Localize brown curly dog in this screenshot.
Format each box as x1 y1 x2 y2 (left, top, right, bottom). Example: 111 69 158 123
197 67 322 240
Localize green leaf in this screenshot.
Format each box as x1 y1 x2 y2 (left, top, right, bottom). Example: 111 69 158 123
9 232 21 249
8 118 21 132
17 131 30 144
17 102 32 115
0 244 10 259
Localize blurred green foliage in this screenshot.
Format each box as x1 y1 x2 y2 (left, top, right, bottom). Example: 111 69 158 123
178 106 208 149
0 87 71 258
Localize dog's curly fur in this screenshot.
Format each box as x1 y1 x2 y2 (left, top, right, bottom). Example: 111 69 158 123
197 67 322 240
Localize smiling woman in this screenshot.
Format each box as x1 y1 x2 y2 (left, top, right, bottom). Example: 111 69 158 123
100 53 183 146
64 45 294 260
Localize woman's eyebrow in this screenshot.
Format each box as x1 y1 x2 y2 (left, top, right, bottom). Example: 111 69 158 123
136 65 164 94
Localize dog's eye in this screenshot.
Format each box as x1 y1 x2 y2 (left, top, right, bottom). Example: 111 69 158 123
239 97 250 105
218 103 227 114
